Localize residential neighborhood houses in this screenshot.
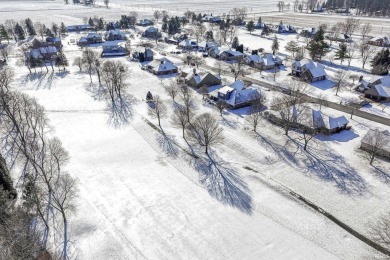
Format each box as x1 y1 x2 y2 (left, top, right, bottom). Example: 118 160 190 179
2 5 390 260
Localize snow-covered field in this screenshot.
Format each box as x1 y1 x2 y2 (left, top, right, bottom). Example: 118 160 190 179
3 1 390 259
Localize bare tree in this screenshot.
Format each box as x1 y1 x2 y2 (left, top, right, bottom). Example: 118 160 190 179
246 105 262 131
163 80 179 102
0 45 10 62
359 42 375 69
199 85 209 100
193 23 206 42
363 130 388 165
148 95 168 127
273 80 306 135
103 0 109 8
153 10 162 23
179 84 196 122
298 108 317 151
229 57 245 81
187 113 224 153
342 17 361 37
34 22 46 40
172 107 191 138
369 212 390 251
4 20 16 41
346 43 357 67
72 57 83 71
101 60 129 103
333 70 350 96
227 25 238 48
360 23 372 40
215 100 228 115
81 48 98 83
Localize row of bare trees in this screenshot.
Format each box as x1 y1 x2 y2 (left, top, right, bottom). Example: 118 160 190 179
0 66 77 259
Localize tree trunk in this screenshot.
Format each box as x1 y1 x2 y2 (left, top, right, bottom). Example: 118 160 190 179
205 145 208 154
63 215 68 260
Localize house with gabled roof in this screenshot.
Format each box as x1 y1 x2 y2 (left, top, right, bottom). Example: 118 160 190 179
132 47 153 62
78 33 103 46
356 75 390 102
246 53 283 70
184 69 222 88
143 57 178 76
101 45 129 57
220 50 244 61
142 27 161 39
66 24 94 32
209 80 261 109
292 59 326 82
104 29 126 41
361 129 390 160
368 36 390 47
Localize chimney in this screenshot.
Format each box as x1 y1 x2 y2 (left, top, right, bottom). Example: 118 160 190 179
160 60 164 64
193 68 196 75
359 75 363 82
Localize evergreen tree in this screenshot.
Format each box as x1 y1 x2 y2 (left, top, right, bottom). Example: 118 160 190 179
52 23 59 37
335 43 348 64
246 20 255 34
120 15 129 28
45 28 53 37
261 24 271 36
306 40 330 60
258 17 262 24
60 22 67 35
0 25 9 43
272 36 279 54
25 18 36 36
56 50 68 71
312 27 325 42
371 49 390 75
232 36 239 49
162 22 168 32
197 13 202 22
97 18 105 30
236 44 244 53
88 17 95 27
14 23 25 41
205 30 214 41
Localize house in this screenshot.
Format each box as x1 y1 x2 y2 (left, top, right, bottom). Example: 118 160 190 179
300 28 317 38
198 41 219 52
361 129 390 160
208 47 229 59
220 50 244 61
104 29 126 41
137 19 154 27
132 47 153 62
101 45 129 57
274 23 296 33
203 15 222 23
178 39 198 50
143 58 178 75
270 107 350 135
46 37 63 49
184 69 222 88
311 109 349 134
25 46 58 64
325 33 352 43
66 24 94 32
78 33 103 46
356 76 390 102
142 27 161 39
28 38 62 50
292 59 326 82
209 80 261 109
369 36 390 47
246 53 283 70
256 22 265 29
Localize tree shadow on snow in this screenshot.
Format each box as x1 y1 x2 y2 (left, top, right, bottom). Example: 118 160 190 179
155 130 179 158
21 71 54 90
290 137 367 195
85 83 106 101
193 150 253 214
106 94 136 128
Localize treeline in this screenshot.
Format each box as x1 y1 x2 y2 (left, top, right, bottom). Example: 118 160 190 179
0 67 78 259
324 0 390 16
0 18 67 42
